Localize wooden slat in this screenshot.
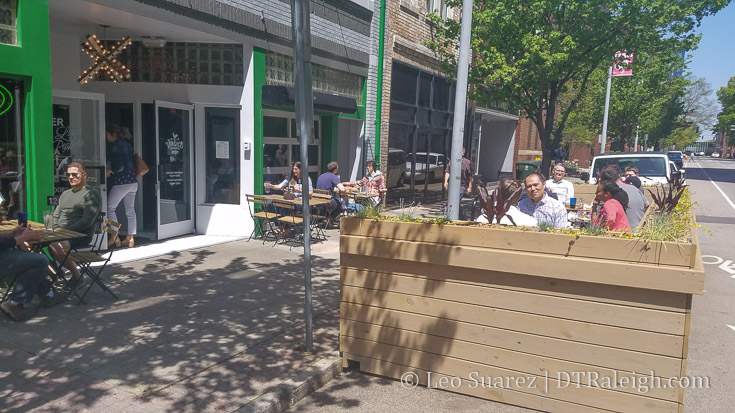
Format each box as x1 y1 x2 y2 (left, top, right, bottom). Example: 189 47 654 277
348 353 677 413
341 304 684 377
340 255 688 313
344 338 679 412
341 268 686 334
341 326 678 401
340 218 694 267
341 287 683 356
340 235 704 294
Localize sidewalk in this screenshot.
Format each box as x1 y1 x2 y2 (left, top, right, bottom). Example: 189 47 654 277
0 232 342 413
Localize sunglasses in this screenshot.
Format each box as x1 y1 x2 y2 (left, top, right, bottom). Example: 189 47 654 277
66 172 83 178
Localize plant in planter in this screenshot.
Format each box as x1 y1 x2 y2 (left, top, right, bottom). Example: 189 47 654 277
648 175 687 213
475 179 524 225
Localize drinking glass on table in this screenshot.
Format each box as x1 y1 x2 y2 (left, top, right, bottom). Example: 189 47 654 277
44 209 55 231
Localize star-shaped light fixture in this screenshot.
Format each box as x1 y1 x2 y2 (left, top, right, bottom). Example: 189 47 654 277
78 34 132 84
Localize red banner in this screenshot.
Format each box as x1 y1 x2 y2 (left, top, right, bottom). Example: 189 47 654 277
612 51 633 77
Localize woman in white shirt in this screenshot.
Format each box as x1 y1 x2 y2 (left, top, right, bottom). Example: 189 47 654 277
265 161 313 197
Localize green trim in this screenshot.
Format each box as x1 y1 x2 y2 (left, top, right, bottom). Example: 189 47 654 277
321 115 339 171
375 0 387 169
253 47 266 195
0 0 52 221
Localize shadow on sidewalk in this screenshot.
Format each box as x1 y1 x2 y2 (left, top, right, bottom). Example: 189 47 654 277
0 239 341 412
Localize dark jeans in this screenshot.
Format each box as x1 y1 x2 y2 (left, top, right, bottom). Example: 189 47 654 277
327 199 343 219
0 248 52 305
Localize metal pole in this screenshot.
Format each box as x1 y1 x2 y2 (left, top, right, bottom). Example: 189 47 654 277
634 125 639 152
644 133 648 151
447 0 474 220
291 0 314 353
600 66 612 154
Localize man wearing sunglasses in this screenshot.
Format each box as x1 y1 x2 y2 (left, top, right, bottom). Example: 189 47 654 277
49 162 101 292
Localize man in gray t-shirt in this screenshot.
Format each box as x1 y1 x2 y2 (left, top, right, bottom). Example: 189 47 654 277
600 166 647 229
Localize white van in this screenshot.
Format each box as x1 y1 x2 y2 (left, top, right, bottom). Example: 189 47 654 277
584 152 684 186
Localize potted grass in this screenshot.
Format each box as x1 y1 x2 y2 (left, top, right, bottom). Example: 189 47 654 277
340 176 703 412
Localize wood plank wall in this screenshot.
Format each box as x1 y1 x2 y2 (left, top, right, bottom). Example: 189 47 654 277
340 219 703 413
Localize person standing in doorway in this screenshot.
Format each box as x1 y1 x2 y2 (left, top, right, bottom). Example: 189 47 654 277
443 147 473 220
106 124 138 248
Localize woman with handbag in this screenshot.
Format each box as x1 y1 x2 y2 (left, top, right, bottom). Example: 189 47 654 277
105 124 138 247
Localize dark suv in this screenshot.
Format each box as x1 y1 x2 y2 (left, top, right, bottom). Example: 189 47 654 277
667 151 684 170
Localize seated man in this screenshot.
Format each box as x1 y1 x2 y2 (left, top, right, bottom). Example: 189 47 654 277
545 164 575 205
49 162 102 292
316 161 348 223
344 160 386 208
518 172 569 228
0 226 67 322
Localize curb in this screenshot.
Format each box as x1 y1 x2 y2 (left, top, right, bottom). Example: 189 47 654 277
236 351 343 413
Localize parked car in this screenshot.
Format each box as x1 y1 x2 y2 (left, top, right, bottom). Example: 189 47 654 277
712 152 721 158
406 152 446 182
667 151 684 170
696 151 705 156
684 150 694 156
582 152 684 186
386 148 406 188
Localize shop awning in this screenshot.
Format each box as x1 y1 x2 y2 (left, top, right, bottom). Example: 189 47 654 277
262 85 358 114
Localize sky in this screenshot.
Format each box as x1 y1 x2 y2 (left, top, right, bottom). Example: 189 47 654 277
687 1 735 138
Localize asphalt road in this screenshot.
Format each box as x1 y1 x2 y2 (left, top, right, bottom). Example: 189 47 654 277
291 157 735 413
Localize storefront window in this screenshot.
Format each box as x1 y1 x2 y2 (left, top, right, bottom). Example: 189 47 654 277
262 111 321 179
205 107 240 204
0 0 17 46
0 78 24 219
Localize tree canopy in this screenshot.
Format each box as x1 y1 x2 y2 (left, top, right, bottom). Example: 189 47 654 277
715 76 735 146
427 0 731 173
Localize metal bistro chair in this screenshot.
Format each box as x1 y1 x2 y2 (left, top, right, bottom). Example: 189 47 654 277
67 218 121 305
273 200 304 249
310 193 333 237
246 194 281 244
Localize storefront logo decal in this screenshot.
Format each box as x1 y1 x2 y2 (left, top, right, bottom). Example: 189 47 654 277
0 85 13 116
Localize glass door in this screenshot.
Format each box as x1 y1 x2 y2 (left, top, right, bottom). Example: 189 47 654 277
52 90 106 211
155 100 194 239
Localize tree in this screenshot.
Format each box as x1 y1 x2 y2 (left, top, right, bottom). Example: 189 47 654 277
427 0 730 173
715 76 735 146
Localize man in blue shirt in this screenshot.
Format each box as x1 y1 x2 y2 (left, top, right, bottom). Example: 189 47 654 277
316 161 348 223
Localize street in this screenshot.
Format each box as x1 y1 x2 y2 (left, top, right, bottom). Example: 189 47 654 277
291 156 735 413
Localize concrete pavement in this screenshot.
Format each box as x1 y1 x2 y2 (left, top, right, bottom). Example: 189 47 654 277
1 232 343 412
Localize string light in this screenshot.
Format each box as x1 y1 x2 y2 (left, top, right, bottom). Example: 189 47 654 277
78 34 132 84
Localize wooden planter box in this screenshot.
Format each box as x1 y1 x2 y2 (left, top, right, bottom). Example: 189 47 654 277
340 218 703 413
574 183 655 205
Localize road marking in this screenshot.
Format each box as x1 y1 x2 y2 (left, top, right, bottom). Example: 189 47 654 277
696 162 735 212
702 255 724 265
728 325 735 333
720 260 735 277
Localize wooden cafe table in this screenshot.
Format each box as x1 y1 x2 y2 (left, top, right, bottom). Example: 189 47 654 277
0 219 87 249
262 194 332 207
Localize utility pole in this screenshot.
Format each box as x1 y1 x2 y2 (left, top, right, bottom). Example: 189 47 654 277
634 125 639 151
291 0 314 353
600 66 612 154
447 0 473 220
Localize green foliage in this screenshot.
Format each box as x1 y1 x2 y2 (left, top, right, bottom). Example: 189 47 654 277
538 221 555 232
426 0 728 172
715 76 735 144
355 203 381 219
639 187 694 242
582 223 607 237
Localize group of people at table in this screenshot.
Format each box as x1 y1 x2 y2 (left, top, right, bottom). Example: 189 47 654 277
1 124 141 322
477 163 648 232
263 159 387 224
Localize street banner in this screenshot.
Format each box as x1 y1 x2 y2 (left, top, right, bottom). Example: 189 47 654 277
612 51 634 76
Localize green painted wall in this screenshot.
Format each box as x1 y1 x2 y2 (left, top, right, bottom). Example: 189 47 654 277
321 115 339 171
253 47 265 195
0 0 53 221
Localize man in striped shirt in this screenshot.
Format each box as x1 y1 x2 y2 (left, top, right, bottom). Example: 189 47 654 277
518 172 570 228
